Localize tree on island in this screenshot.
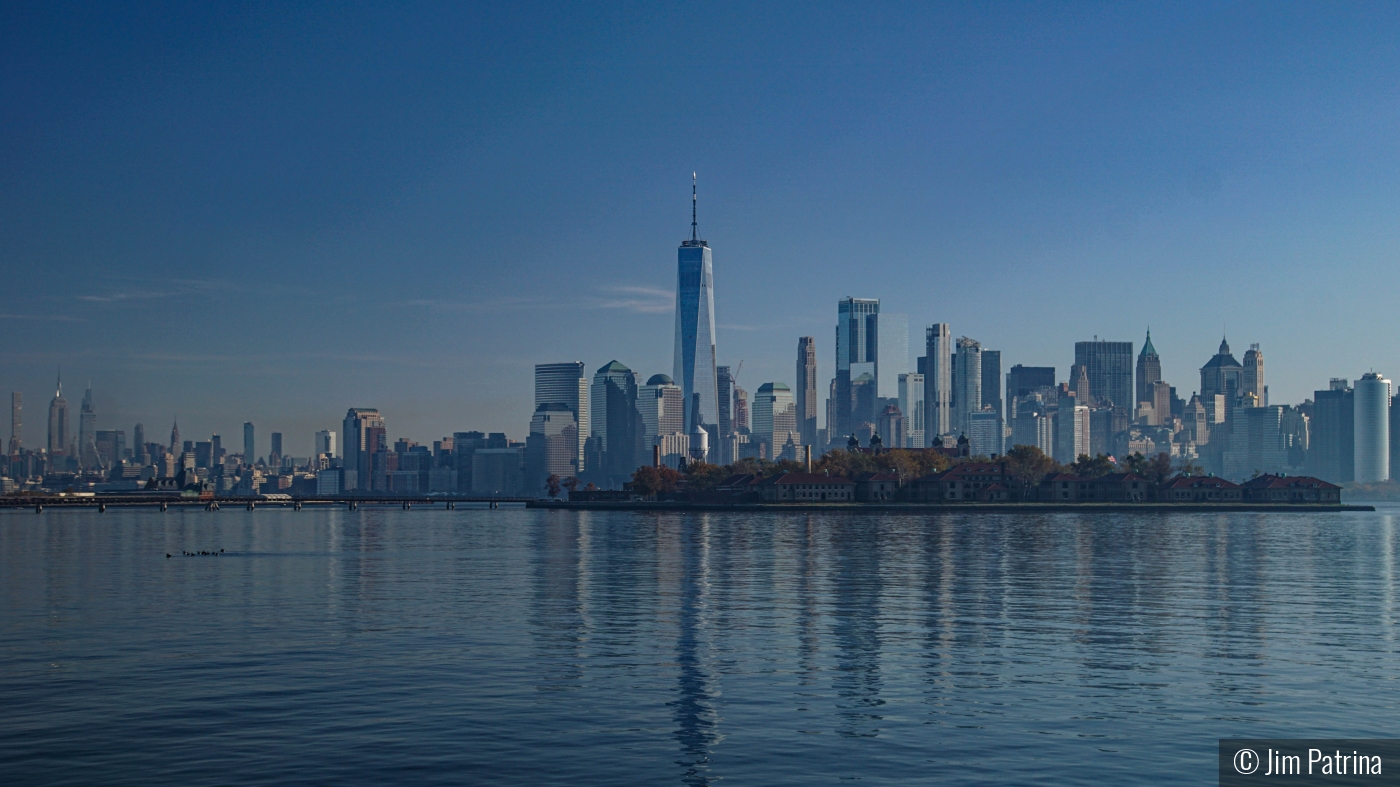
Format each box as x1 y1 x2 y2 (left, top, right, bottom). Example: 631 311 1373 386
1071 453 1116 478
1123 452 1176 484
631 465 682 497
544 474 562 498
1002 444 1061 496
562 476 580 494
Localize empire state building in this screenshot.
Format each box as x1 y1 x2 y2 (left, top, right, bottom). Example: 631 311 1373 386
673 174 718 434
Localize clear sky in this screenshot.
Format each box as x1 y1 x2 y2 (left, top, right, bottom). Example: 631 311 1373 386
4 2 1399 456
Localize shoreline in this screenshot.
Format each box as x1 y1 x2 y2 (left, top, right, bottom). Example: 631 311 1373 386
529 501 1375 513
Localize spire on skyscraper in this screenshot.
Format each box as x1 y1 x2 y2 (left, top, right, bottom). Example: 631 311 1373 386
691 172 698 242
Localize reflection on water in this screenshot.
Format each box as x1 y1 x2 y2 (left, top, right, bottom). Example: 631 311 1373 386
2 507 1400 786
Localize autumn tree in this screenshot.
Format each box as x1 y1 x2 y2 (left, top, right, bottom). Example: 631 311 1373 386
1144 452 1175 485
631 465 682 497
1003 444 1060 496
1070 453 1115 478
562 476 581 493
545 474 562 498
683 461 729 491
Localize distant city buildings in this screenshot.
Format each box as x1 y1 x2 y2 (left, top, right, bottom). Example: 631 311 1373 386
796 337 818 448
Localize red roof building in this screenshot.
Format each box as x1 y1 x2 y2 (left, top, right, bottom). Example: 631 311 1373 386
1239 475 1342 503
1161 475 1242 502
755 472 856 503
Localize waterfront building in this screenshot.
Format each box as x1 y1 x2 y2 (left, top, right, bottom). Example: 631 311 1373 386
472 447 525 495
47 374 67 458
639 374 685 449
898 373 924 448
1222 405 1292 480
954 337 982 437
1135 330 1161 410
452 431 487 492
1355 372 1391 483
342 408 386 491
1307 382 1354 484
526 403 579 492
752 382 798 457
924 323 953 443
674 175 719 434
535 362 589 475
590 360 643 487
795 337 818 447
1075 339 1134 408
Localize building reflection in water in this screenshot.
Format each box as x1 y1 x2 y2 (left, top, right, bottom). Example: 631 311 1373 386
665 514 722 786
828 515 885 737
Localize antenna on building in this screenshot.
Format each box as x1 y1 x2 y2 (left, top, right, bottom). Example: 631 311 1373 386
691 172 698 242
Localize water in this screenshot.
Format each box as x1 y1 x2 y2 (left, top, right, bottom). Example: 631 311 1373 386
2 505 1398 785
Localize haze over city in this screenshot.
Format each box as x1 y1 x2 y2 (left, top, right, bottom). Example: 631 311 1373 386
5 2 1399 448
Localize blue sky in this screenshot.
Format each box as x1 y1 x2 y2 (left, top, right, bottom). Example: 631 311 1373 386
3 2 1399 454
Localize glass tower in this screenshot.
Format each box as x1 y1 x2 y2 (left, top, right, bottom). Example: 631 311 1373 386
673 174 718 433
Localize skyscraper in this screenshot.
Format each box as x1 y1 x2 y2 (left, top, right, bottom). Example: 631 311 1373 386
342 408 385 491
535 362 589 474
1055 403 1090 464
732 385 749 433
1243 344 1266 406
1307 384 1354 484
78 384 97 470
1074 340 1134 408
795 337 818 447
1006 365 1055 420
875 313 908 401
674 174 719 434
47 373 67 457
526 403 579 490
954 337 982 436
315 430 336 458
170 419 180 459
716 366 734 442
590 360 642 487
1355 372 1391 483
924 323 952 443
270 432 283 466
753 382 798 458
9 392 20 455
834 297 880 438
1200 338 1244 404
243 422 255 466
1135 330 1161 408
980 348 1002 425
898 372 924 449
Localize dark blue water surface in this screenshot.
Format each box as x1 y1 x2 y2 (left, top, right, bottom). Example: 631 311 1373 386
3 506 1399 785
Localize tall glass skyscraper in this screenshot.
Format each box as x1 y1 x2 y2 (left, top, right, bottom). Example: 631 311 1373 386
673 174 718 433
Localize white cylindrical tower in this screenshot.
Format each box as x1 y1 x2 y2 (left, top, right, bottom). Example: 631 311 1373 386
1355 372 1391 483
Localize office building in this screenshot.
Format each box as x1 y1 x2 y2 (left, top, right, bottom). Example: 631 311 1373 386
1223 405 1292 480
315 430 336 458
1200 338 1245 405
452 431 487 492
876 404 903 449
732 385 749 433
752 382 798 456
898 373 924 449
1055 402 1090 464
967 409 1001 458
535 362 589 474
924 323 952 442
96 430 126 470
1308 383 1354 484
980 349 1002 424
834 297 880 439
639 374 685 449
526 403 579 491
716 365 734 443
875 313 908 401
48 374 67 458
796 337 818 447
8 392 19 455
243 422 256 466
342 408 386 491
674 175 719 433
472 447 525 495
590 360 643 487
1074 340 1134 408
1243 344 1266 406
77 384 97 470
1355 372 1391 483
1135 330 1161 408
1006 365 1055 420
270 432 283 465
954 337 982 436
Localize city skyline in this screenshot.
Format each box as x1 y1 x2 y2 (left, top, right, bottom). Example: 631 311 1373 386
6 5 1400 444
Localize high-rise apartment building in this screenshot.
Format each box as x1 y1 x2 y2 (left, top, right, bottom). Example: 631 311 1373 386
1243 344 1266 406
753 382 798 457
535 362 589 474
243 422 255 466
923 324 952 443
342 408 385 491
1074 340 1134 408
1355 372 1391 483
674 175 719 433
590 360 642 487
954 337 982 436
796 337 818 447
1135 330 1161 408
732 385 749 433
898 373 924 449
47 375 68 458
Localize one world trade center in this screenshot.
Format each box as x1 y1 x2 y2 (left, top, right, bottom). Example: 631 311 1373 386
673 173 718 436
